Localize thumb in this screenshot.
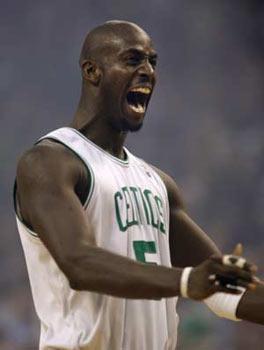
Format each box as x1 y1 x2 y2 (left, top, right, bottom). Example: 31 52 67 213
232 243 243 256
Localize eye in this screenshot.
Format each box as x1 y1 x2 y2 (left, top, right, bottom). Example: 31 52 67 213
126 55 142 66
149 57 157 69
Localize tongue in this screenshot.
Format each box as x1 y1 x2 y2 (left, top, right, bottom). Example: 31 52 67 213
129 103 145 114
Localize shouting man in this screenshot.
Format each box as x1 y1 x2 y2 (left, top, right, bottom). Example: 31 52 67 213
15 21 264 350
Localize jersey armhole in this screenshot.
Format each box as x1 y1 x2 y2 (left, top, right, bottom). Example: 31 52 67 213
13 180 39 238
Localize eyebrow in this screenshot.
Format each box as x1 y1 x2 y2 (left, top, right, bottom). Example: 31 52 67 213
120 48 158 60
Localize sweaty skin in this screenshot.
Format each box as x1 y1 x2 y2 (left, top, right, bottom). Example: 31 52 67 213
16 21 264 323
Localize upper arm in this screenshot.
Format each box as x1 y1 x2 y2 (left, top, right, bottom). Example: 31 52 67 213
16 143 94 270
152 165 220 267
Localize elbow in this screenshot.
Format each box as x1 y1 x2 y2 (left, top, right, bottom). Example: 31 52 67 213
54 251 81 290
57 252 93 292
68 277 83 291
63 264 87 291
67 271 99 293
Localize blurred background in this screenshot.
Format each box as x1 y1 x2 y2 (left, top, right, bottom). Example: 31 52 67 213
1 0 264 348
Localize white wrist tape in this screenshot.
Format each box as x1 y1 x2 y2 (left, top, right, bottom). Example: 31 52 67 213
180 267 193 298
222 255 246 269
204 288 246 321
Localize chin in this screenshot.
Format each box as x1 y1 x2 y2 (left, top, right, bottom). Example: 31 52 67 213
124 119 144 132
110 117 144 132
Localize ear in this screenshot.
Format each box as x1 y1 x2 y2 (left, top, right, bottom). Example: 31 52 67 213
81 60 101 86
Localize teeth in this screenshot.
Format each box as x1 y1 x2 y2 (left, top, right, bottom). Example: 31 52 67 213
130 87 151 94
129 104 145 113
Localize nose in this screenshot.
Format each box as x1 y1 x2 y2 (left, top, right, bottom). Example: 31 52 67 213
138 59 155 81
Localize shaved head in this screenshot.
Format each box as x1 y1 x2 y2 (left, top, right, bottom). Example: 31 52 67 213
76 20 157 133
79 20 151 66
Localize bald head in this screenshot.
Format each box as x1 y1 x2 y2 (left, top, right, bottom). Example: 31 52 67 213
76 20 157 133
79 20 151 66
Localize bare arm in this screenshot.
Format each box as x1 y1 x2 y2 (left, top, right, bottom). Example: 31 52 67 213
16 143 182 299
154 166 264 324
16 144 256 302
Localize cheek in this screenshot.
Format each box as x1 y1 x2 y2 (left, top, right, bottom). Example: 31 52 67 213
104 63 130 87
101 72 128 105
99 85 122 115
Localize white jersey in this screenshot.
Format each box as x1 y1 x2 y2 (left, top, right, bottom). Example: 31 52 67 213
16 127 179 350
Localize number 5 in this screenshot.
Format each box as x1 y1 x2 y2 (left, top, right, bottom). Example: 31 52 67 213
133 240 159 264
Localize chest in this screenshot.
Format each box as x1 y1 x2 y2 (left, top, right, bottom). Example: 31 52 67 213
89 160 169 236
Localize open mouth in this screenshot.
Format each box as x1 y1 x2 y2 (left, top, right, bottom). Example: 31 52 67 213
126 87 151 114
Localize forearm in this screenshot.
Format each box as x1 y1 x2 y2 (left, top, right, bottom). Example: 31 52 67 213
32 206 182 299
24 195 182 300
236 285 264 324
63 244 182 299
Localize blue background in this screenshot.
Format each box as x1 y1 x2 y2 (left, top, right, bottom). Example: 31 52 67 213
1 1 264 348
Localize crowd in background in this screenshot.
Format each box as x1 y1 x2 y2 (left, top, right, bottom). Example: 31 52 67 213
1 1 264 348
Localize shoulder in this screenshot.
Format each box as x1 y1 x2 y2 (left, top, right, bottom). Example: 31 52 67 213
149 164 185 210
16 140 86 191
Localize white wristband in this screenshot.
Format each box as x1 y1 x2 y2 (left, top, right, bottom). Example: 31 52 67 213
204 288 245 321
180 267 193 298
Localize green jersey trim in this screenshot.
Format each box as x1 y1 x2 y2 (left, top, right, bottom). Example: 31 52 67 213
13 181 39 239
67 127 130 166
17 217 39 238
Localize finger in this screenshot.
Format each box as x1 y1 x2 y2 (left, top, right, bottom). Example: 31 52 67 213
213 265 254 282
208 274 217 282
245 262 258 273
216 277 256 291
213 284 243 295
233 279 257 291
232 243 243 256
224 256 257 273
252 276 264 286
211 275 246 290
209 272 258 291
211 279 246 294
210 254 257 273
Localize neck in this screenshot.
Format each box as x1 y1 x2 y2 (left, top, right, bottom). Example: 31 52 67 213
70 96 128 160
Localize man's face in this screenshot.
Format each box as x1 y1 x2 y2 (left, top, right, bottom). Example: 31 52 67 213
98 29 157 132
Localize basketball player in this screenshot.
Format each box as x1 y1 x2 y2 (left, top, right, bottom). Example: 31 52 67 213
14 21 264 349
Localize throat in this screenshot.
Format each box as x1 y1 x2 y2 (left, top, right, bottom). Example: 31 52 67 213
71 105 129 159
75 123 128 160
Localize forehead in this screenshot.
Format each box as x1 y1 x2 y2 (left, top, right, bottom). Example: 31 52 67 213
105 27 156 56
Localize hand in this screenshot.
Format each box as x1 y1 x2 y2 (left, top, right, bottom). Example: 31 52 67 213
187 244 259 301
